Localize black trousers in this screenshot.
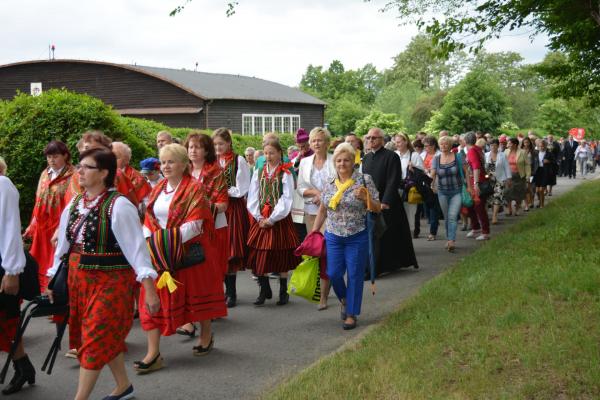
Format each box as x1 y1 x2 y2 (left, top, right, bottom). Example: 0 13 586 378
566 158 576 178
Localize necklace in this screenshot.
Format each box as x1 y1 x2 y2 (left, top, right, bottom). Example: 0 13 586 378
163 180 180 195
83 190 107 209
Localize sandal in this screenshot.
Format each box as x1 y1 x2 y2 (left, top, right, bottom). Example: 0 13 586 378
176 324 196 338
193 335 214 356
427 235 436 241
133 353 163 374
317 304 328 311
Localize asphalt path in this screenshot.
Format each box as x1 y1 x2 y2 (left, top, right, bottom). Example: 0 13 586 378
3 173 595 400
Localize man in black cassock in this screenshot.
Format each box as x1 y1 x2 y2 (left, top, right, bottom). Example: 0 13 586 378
362 128 419 276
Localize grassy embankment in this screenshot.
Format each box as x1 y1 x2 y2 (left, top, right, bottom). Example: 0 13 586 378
265 180 600 399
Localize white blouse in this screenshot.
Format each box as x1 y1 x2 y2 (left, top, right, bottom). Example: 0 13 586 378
142 182 203 242
247 166 294 225
49 192 158 282
0 176 26 275
220 155 251 198
395 150 425 180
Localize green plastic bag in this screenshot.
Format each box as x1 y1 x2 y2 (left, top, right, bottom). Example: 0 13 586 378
287 256 321 303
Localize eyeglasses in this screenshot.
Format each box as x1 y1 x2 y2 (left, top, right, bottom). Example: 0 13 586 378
75 163 100 171
365 136 382 141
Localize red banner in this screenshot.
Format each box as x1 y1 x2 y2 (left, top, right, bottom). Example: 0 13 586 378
569 128 585 141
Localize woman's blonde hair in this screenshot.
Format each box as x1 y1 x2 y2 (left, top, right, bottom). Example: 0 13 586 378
438 135 453 147
159 143 189 165
0 156 6 175
332 142 355 162
476 138 486 148
309 127 331 144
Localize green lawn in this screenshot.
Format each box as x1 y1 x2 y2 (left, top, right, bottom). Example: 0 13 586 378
264 181 600 400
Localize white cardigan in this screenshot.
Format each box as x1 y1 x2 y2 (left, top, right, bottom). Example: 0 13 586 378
485 151 512 183
295 153 336 218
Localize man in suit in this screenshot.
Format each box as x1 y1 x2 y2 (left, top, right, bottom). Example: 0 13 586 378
362 128 418 276
563 135 579 179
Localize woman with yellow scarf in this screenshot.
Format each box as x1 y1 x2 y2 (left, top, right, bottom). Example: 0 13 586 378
311 143 380 330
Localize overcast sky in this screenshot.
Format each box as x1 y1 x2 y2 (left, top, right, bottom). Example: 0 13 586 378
1 0 550 87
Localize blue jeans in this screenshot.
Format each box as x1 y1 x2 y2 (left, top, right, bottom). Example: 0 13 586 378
325 229 369 317
437 189 461 241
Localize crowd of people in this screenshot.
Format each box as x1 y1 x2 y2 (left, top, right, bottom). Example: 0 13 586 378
0 125 594 399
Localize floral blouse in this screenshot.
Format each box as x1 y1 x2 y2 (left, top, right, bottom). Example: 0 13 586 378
321 170 379 237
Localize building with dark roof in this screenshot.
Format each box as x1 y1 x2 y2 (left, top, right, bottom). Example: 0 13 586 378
0 59 326 134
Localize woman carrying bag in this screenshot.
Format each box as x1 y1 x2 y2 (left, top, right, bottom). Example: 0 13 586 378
311 143 380 330
47 148 160 400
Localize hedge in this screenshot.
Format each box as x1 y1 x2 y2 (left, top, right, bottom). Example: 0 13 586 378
0 89 155 222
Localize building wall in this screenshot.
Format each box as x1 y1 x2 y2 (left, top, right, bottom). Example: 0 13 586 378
207 100 325 133
123 113 206 129
0 61 203 110
0 61 325 132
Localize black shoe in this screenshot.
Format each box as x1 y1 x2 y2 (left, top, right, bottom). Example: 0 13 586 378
276 278 289 306
193 335 214 356
102 384 134 400
343 316 357 330
2 355 35 395
133 353 163 374
175 324 196 337
224 275 237 308
254 276 271 306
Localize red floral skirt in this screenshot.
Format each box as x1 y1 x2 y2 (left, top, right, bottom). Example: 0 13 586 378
67 253 136 370
139 237 227 336
225 197 250 272
247 215 301 275
0 311 18 353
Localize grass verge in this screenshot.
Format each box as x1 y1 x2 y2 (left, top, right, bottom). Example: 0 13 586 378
264 180 600 400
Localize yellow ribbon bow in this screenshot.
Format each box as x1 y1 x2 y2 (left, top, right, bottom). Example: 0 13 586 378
156 271 182 293
328 178 355 210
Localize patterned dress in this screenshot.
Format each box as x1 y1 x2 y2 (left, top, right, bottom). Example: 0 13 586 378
140 176 227 335
220 152 251 272
194 161 229 277
246 163 300 275
485 159 504 206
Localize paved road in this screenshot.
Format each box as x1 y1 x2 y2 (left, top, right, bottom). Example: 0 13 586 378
3 174 595 400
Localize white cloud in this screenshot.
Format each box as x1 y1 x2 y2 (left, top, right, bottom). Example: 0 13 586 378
0 0 549 86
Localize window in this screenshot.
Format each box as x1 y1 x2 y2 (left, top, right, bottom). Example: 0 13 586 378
242 114 301 135
243 116 252 136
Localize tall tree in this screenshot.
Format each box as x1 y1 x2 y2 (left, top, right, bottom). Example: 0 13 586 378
375 0 600 103
431 69 508 133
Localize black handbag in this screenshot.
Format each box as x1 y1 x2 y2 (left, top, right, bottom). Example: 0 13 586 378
478 179 494 197
0 250 40 302
178 243 206 269
48 216 87 306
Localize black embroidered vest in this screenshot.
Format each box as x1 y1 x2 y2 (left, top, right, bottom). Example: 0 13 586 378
67 191 129 270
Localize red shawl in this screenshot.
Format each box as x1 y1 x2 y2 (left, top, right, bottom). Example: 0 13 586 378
65 169 139 206
123 165 152 203
144 175 214 240
27 165 75 276
195 161 228 210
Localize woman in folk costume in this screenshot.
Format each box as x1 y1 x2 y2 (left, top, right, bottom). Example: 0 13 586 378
212 128 251 308
112 141 152 206
47 148 160 400
23 140 74 291
247 139 301 306
175 132 229 337
64 131 138 206
0 159 35 396
137 144 227 373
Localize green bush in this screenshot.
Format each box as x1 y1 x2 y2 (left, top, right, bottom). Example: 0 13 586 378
120 116 170 151
0 89 153 222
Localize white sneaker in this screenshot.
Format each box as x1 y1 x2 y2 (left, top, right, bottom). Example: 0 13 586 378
466 230 481 238
475 234 490 241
